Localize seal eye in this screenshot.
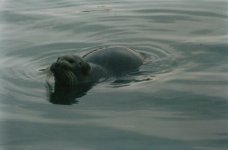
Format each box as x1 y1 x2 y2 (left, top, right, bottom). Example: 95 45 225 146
78 62 82 67
68 59 75 64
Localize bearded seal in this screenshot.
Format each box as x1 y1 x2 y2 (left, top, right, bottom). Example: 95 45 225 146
48 46 145 104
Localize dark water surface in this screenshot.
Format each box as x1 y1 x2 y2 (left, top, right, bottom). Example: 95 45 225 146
0 0 228 149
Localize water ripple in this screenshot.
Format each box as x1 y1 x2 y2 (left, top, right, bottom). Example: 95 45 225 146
1 0 228 149
1 41 177 104
135 9 228 18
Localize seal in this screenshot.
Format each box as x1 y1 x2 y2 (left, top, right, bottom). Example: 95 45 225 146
50 46 144 86
48 46 145 104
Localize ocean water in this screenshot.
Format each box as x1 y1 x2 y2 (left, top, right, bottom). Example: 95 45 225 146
0 0 228 149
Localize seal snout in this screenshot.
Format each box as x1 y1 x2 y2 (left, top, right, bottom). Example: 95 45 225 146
50 57 80 87
50 59 71 74
50 62 62 74
50 62 57 73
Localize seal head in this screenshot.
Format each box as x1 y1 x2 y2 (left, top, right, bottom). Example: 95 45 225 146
50 55 91 87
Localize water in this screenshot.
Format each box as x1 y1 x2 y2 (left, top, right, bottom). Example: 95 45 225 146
0 0 228 149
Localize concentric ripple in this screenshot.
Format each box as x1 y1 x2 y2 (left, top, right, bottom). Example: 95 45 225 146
0 41 177 104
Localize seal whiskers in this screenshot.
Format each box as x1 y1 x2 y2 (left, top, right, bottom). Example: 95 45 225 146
63 70 77 87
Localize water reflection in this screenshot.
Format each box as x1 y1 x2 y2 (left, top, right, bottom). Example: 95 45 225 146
46 80 94 105
45 71 151 105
